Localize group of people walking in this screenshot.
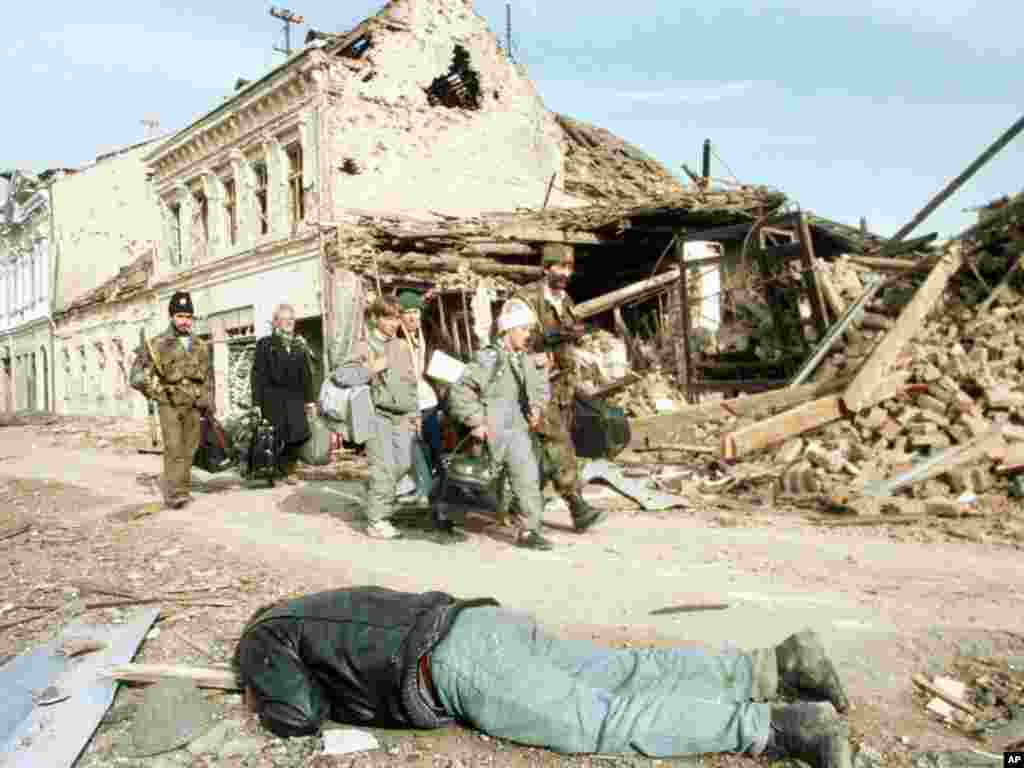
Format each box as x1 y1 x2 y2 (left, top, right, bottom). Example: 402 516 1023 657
130 282 855 768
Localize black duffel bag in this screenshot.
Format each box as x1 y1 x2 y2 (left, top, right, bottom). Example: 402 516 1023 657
193 413 233 473
572 395 631 460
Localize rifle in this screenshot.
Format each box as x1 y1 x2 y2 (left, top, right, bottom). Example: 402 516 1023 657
139 327 161 450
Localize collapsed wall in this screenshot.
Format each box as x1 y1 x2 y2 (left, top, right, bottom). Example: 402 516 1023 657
323 0 588 217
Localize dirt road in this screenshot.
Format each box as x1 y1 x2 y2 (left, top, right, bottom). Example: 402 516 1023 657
2 419 1022 767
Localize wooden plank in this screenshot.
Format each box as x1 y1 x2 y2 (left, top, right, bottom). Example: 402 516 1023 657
722 394 844 460
847 255 937 272
912 673 979 716
843 244 962 412
798 213 831 339
720 374 855 419
574 268 680 320
676 239 694 403
103 663 241 690
815 262 847 321
722 370 910 459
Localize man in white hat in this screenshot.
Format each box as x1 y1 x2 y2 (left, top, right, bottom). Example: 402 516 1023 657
448 299 553 549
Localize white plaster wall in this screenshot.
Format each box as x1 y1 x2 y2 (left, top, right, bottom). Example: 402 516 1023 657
51 141 165 311
328 0 585 217
186 252 322 340
54 295 156 419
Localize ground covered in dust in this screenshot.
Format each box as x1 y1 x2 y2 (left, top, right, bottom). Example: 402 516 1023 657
2 416 1023 768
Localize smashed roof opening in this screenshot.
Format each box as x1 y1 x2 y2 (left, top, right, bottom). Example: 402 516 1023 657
338 34 371 59
427 44 481 110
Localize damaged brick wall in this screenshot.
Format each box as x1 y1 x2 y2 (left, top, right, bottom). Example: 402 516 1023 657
325 0 582 216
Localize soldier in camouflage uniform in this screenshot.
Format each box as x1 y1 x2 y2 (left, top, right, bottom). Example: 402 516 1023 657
129 291 215 509
513 245 606 532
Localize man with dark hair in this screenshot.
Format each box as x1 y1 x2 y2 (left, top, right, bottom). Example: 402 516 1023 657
130 290 215 508
234 586 852 768
330 296 418 539
513 245 605 533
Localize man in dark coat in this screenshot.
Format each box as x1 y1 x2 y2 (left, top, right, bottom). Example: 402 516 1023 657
250 303 317 484
234 587 852 768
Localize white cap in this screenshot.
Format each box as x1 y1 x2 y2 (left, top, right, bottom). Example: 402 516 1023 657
496 300 535 333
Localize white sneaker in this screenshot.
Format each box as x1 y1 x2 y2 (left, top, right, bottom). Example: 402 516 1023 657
366 520 402 539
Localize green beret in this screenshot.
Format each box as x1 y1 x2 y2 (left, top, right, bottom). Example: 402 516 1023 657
398 290 424 311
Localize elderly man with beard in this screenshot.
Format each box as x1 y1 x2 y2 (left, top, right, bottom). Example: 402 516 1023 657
250 303 317 484
129 291 215 508
330 296 419 539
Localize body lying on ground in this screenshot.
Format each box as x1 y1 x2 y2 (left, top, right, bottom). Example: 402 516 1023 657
233 586 853 768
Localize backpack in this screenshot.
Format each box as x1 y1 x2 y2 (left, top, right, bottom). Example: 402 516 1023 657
193 414 233 473
572 395 631 460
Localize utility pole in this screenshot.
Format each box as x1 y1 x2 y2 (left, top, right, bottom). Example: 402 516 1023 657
506 2 513 61
701 139 712 187
270 6 304 56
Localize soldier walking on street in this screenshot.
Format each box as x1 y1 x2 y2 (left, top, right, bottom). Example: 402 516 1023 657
514 245 606 533
130 291 215 509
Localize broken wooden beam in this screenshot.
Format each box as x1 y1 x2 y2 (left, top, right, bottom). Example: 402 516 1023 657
722 370 909 460
722 395 845 460
574 268 680 320
798 213 831 340
374 252 543 278
846 255 938 272
911 673 979 717
842 244 962 412
719 374 856 420
459 242 537 258
103 663 242 690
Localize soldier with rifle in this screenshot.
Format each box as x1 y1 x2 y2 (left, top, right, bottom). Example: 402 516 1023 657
129 291 215 508
513 244 606 533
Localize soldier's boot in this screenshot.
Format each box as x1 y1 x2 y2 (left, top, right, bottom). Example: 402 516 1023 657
761 702 852 768
281 461 301 485
775 630 850 714
568 494 607 532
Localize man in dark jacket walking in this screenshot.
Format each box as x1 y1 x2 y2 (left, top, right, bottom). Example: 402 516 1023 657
251 304 317 484
235 587 852 768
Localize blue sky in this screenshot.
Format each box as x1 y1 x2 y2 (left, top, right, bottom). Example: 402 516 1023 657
4 0 1020 238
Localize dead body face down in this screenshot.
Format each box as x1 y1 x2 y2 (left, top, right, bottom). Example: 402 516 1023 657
233 587 853 768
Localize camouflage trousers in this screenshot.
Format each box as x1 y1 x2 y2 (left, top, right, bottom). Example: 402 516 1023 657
534 387 580 501
158 404 201 503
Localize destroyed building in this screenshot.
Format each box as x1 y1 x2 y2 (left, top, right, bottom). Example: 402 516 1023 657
130 0 788 417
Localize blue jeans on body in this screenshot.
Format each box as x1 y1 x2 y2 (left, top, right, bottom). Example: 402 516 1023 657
429 606 771 757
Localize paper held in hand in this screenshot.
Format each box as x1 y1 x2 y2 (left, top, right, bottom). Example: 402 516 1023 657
427 350 466 384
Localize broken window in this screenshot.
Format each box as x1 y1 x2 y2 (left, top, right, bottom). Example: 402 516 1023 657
169 203 183 265
223 177 238 246
254 162 269 235
192 189 209 242
286 143 305 227
427 44 482 110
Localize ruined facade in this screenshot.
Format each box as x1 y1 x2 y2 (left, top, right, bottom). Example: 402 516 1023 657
137 0 687 416
44 139 165 418
0 171 57 413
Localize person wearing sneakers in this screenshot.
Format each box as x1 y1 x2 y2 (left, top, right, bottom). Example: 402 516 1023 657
330 296 418 539
448 299 553 549
250 304 317 485
235 586 852 768
513 244 606 534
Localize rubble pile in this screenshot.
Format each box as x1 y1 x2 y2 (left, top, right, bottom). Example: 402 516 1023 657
570 330 689 416
912 655 1024 750
718 298 1024 521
